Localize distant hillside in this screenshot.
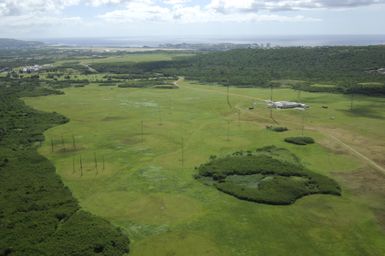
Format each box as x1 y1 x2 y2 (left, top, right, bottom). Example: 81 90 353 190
0 38 44 49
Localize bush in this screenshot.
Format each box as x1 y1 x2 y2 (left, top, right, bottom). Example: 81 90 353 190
195 146 340 205
284 136 315 145
266 126 288 132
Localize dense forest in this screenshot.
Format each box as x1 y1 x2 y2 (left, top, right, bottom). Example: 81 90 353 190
91 46 385 95
0 77 130 256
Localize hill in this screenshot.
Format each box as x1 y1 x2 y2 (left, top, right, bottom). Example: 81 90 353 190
0 38 44 49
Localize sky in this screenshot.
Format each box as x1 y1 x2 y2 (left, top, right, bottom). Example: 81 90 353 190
0 0 385 39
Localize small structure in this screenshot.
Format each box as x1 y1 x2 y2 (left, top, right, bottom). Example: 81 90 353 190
21 65 42 73
0 67 9 72
265 100 309 110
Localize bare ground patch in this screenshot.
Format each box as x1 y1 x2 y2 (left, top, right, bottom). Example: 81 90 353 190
101 116 128 121
121 137 141 145
337 167 385 230
317 127 385 174
56 145 85 153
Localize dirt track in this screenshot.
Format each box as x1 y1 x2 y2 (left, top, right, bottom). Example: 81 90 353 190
177 78 385 175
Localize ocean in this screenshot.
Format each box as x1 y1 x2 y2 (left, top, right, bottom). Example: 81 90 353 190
40 34 385 48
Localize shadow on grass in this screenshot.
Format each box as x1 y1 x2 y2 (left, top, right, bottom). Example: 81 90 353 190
338 105 384 120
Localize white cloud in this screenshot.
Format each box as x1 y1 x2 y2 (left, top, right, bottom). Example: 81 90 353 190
0 0 383 31
0 14 82 27
208 0 385 12
1 0 383 18
99 1 171 22
86 0 128 7
0 0 133 16
163 0 190 5
0 0 81 16
98 0 319 23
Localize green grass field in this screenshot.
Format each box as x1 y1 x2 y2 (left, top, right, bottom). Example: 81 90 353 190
24 79 385 255
81 52 194 64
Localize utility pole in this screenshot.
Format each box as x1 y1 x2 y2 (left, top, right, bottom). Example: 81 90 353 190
94 153 98 171
79 155 83 177
158 106 162 125
226 78 232 109
226 120 230 141
238 110 241 126
72 157 75 174
72 135 76 150
141 120 144 143
301 111 305 136
270 83 273 120
181 137 184 170
61 135 65 151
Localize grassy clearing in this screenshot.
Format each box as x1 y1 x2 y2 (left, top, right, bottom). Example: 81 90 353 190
24 80 385 256
311 83 337 88
81 52 194 65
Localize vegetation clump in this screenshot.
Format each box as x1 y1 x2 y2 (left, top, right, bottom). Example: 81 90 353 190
284 136 315 145
195 146 340 205
266 126 288 132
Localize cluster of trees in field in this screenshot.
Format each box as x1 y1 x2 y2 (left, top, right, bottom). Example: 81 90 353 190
0 79 130 255
90 46 385 95
195 146 340 205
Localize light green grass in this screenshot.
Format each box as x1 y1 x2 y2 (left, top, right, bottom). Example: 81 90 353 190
311 83 337 88
358 82 384 87
81 52 194 64
24 81 385 256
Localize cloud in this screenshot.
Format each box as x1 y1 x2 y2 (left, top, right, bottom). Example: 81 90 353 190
163 0 190 5
99 1 171 22
98 0 319 23
0 0 383 30
208 0 385 13
0 14 82 27
0 0 133 16
0 0 81 16
97 0 385 24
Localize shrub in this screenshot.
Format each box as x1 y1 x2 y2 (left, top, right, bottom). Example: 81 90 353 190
266 126 288 132
195 146 340 205
284 136 315 145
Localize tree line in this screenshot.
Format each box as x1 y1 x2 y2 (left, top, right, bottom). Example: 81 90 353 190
90 46 385 96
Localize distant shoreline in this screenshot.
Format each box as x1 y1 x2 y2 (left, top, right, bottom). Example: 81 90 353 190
31 34 385 48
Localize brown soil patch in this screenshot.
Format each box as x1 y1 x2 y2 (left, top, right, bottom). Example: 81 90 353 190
326 128 385 162
121 137 141 145
337 167 385 230
338 167 385 194
318 137 349 155
56 145 85 153
101 116 128 121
